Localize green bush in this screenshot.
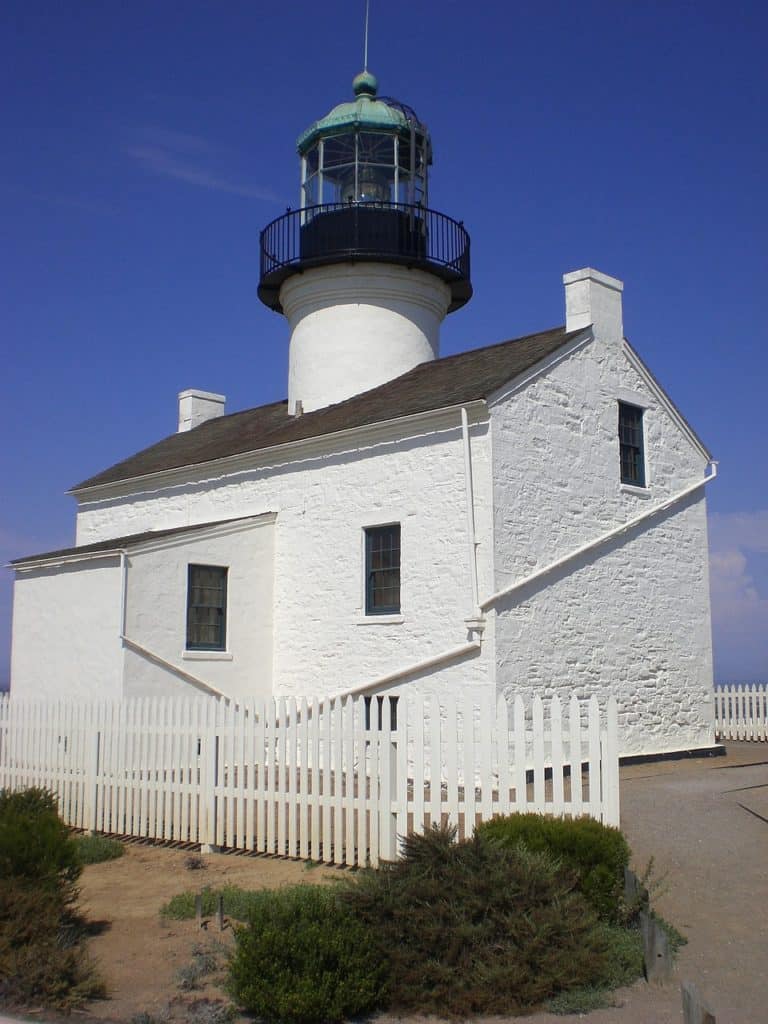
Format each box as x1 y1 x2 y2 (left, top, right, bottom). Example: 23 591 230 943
227 885 385 1024
476 813 630 920
162 884 263 923
0 788 103 1010
73 833 125 865
341 824 614 1017
545 922 644 1013
0 788 81 902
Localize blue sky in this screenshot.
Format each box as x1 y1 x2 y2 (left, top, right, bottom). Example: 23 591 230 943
1 1 766 686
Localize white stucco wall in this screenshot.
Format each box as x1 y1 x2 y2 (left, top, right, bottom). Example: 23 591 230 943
489 316 715 754
122 517 275 699
11 557 123 699
75 413 495 702
281 264 450 413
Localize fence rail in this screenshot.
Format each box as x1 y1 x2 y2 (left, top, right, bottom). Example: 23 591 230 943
714 684 768 741
0 691 619 866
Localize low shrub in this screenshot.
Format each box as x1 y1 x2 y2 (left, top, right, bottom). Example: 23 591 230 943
545 922 644 1013
73 833 125 865
0 788 81 902
341 823 615 1017
162 884 263 923
227 885 385 1024
0 787 104 1010
476 812 631 920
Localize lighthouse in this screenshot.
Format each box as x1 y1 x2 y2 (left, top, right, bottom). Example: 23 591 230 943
257 70 472 414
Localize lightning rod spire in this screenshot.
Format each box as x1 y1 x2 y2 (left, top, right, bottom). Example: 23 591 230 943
363 0 370 70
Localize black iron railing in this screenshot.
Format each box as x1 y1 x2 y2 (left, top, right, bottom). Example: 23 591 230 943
258 202 471 313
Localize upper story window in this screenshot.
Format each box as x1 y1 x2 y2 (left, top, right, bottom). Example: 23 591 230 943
365 525 401 615
186 564 228 651
618 401 646 487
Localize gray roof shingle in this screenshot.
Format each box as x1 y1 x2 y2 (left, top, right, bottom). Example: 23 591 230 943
11 515 269 566
73 325 579 491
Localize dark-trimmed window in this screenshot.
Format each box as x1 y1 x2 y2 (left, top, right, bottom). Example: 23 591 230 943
618 401 646 487
186 564 228 650
365 525 401 615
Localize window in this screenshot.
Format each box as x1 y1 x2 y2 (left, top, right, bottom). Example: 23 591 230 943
618 402 646 487
186 565 227 650
365 525 401 615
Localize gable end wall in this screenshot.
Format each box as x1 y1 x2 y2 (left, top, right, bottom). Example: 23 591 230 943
490 333 715 755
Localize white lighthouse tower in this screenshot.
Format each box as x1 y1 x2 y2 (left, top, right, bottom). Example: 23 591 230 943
258 69 472 413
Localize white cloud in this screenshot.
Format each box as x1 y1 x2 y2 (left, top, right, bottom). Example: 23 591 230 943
125 128 280 201
708 510 768 682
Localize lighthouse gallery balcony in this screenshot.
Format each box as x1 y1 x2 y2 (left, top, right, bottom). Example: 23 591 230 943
258 202 472 315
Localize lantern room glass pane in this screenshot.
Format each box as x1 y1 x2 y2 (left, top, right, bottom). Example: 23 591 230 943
304 144 320 176
358 132 395 166
303 173 319 207
323 134 356 168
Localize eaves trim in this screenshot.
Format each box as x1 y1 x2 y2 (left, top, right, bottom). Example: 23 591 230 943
622 340 712 462
10 512 276 570
68 400 490 502
486 327 593 407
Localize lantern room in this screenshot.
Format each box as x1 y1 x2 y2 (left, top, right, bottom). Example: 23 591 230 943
258 70 472 315
298 70 429 209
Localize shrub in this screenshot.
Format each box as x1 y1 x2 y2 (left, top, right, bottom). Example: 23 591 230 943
341 823 613 1017
476 812 631 920
545 922 644 1013
73 833 125 865
162 884 264 923
0 788 81 901
0 788 103 1009
227 885 385 1024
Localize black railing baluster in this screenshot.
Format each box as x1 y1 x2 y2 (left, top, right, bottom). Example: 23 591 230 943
257 203 471 312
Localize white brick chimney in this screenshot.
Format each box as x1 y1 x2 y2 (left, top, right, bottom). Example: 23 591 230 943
563 267 623 339
177 389 226 432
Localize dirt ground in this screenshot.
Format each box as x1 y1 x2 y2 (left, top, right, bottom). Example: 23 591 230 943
7 742 767 1024
76 845 341 1023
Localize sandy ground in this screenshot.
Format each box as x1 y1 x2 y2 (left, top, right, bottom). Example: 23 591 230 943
6 742 767 1024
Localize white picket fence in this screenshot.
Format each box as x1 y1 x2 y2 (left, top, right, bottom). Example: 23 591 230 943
0 691 619 866
714 684 768 742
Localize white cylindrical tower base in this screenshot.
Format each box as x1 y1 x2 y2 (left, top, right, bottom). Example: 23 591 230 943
280 263 451 414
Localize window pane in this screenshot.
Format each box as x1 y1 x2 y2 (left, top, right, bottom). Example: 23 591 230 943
365 525 401 614
187 564 228 650
322 134 356 168
358 132 394 166
618 402 646 487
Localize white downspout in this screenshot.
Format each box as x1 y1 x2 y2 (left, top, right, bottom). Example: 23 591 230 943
331 408 488 701
480 462 718 611
461 407 483 625
118 549 228 701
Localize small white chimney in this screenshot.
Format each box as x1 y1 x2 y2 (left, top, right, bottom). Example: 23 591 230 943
177 389 226 432
563 267 624 338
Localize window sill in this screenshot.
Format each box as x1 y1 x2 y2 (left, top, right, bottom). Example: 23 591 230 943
352 614 405 625
620 483 652 498
182 650 233 661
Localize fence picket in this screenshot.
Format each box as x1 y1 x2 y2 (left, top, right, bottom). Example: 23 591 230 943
0 690 621 861
551 695 564 816
496 693 511 817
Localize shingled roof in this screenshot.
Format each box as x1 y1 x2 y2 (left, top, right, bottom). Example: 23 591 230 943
73 325 581 491
11 515 269 567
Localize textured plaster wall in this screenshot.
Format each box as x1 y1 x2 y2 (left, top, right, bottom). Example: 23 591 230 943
282 264 450 414
122 520 275 699
11 558 123 699
76 419 495 701
490 329 715 754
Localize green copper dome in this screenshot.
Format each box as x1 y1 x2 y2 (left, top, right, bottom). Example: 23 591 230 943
296 71 425 155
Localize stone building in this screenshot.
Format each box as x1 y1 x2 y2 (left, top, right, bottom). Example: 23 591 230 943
10 71 717 756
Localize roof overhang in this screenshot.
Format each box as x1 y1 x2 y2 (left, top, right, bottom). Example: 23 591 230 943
10 513 276 571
